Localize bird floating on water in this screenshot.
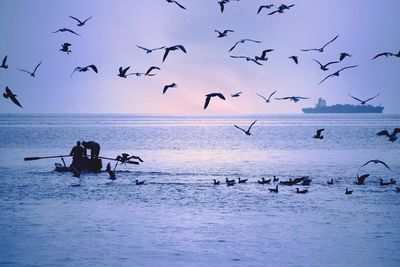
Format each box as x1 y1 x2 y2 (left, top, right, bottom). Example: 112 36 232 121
53 28 80 36
238 177 248 183
296 188 308 194
162 45 187 62
269 185 279 193
327 179 334 185
70 64 98 77
313 129 325 139
258 178 271 184
17 61 42 77
3 86 22 108
257 90 276 103
362 159 390 170
163 83 177 94
215 29 234 38
69 15 92 26
0 55 8 69
213 179 220 185
135 180 145 185
229 39 261 53
318 65 358 84
234 120 257 136
347 93 379 105
204 93 226 109
166 0 186 10
60 43 72 54
275 96 309 103
345 188 353 194
301 35 339 52
376 128 400 143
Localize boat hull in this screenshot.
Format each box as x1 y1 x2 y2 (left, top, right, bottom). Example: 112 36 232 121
55 158 103 173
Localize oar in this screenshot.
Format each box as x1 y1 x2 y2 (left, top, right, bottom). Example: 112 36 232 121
99 156 139 165
24 155 72 161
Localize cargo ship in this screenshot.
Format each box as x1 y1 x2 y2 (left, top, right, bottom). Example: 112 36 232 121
302 98 384 113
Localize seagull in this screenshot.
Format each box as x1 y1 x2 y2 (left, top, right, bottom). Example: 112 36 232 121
230 55 262 65
70 64 98 77
296 188 308 194
372 52 394 60
162 45 187 62
0 55 8 69
269 185 278 193
204 93 226 109
213 179 220 185
69 15 92 26
362 159 390 170
345 188 353 194
318 65 358 84
234 120 257 136
258 178 271 184
145 66 161 76
231 91 242 97
163 83 177 94
229 39 261 53
135 180 145 185
312 59 339 71
275 96 309 103
118 66 131 78
380 179 391 186
354 174 370 185
106 162 116 180
218 0 239 13
289 56 298 64
376 128 400 143
257 4 275 14
339 53 351 61
136 45 166 54
166 0 186 9
238 177 248 183
347 93 379 105
60 43 72 54
313 128 324 139
16 61 42 77
53 28 80 36
254 49 274 61
327 179 334 185
215 29 234 38
268 4 295 15
3 86 22 108
115 153 143 163
226 178 236 186
301 35 339 52
256 90 277 103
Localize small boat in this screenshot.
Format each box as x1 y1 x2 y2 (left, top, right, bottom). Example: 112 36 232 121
55 157 103 173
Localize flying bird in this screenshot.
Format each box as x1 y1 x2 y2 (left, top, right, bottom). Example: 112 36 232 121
275 96 309 103
162 45 187 62
311 59 339 71
204 93 226 109
106 162 116 180
318 65 358 84
230 55 262 65
371 52 394 60
257 4 275 14
3 86 22 108
215 29 234 38
136 45 166 54
376 128 400 143
362 159 390 170
354 174 370 185
234 120 257 136
16 61 42 77
339 53 351 61
231 91 242 97
70 64 98 77
69 15 92 26
289 55 298 64
163 83 177 94
254 49 273 61
60 43 72 54
166 0 186 9
347 93 379 105
313 129 324 139
53 28 80 36
145 66 161 76
118 66 131 78
268 4 295 15
218 0 239 13
0 55 8 69
301 35 339 52
229 39 261 53
256 90 276 103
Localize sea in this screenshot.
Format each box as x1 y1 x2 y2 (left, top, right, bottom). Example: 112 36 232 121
0 113 399 267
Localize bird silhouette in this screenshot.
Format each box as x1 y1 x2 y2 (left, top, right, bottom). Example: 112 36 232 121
275 96 309 102
231 91 242 97
362 159 390 170
60 43 72 54
301 35 339 52
289 56 298 64
354 174 370 185
318 65 358 84
345 188 353 194
371 52 394 60
312 59 339 71
118 66 131 78
135 180 145 185
296 188 308 194
53 28 80 36
106 162 116 180
3 86 22 108
16 61 42 77
204 93 226 109
313 128 324 139
257 90 277 103
376 128 400 143
347 93 379 105
254 49 274 61
238 177 248 183
327 179 334 185
380 179 391 186
268 4 295 15
70 64 98 77
230 55 262 65
145 66 161 76
69 15 92 26
257 4 275 14
136 45 166 54
162 45 187 62
258 178 271 184
234 120 257 135
218 0 239 13
269 185 279 193
229 39 261 53
163 83 177 94
215 29 234 38
213 179 220 185
339 53 351 61
166 0 186 9
0 55 8 69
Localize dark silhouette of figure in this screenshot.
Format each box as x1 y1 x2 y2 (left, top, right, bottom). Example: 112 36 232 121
115 153 144 164
327 179 334 185
345 188 353 194
234 120 257 135
60 43 72 54
313 128 325 139
289 55 298 64
69 15 92 26
348 93 380 105
377 128 400 143
301 35 339 52
215 29 234 38
318 65 358 84
69 141 85 176
106 162 116 180
269 185 279 193
213 179 220 185
82 141 100 159
3 86 22 108
16 61 42 77
0 55 8 69
204 93 226 109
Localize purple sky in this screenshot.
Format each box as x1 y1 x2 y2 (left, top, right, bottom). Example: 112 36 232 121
0 0 399 114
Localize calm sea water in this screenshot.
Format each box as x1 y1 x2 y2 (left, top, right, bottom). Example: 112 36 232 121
0 114 399 266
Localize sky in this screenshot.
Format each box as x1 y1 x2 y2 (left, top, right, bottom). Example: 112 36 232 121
0 0 399 115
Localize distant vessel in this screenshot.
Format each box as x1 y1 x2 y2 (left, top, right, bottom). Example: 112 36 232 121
302 98 384 113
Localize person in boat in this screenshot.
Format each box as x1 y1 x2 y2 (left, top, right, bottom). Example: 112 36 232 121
82 141 101 159
69 141 85 174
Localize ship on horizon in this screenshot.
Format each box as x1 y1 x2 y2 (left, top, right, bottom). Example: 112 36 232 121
302 98 384 113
